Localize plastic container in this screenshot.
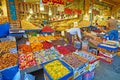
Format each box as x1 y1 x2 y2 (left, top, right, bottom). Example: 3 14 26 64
0 65 19 80
75 51 99 71
41 59 74 80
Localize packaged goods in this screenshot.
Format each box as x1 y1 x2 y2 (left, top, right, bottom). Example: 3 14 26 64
19 53 36 70
38 35 56 42
52 40 66 47
18 44 32 53
0 41 16 53
41 41 53 49
62 53 88 79
44 60 69 79
62 53 86 68
65 44 77 53
30 42 43 52
78 20 90 28
29 36 39 43
75 51 99 71
21 20 40 30
0 53 18 70
34 48 60 64
56 46 71 55
41 26 54 33
42 60 73 80
98 43 118 51
38 35 46 41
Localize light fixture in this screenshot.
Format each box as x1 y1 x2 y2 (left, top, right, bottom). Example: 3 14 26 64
84 13 89 20
49 7 52 16
29 8 33 14
40 0 44 11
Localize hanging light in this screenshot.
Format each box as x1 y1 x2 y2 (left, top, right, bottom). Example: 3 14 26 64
84 13 89 20
49 7 52 16
29 8 33 14
40 0 44 11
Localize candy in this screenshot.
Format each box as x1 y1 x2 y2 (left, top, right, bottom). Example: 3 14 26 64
44 60 70 79
19 44 32 53
19 53 37 70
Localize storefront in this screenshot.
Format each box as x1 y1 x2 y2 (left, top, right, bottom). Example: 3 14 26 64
0 0 120 80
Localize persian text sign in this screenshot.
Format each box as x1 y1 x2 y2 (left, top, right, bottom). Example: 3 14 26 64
64 8 82 14
42 0 64 5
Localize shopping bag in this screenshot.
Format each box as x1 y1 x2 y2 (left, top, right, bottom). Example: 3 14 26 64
24 73 35 80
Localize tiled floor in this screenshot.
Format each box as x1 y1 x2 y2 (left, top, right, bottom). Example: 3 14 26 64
94 56 120 80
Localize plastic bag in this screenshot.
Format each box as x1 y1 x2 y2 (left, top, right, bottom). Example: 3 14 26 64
24 73 35 80
1 65 18 80
0 22 10 37
12 71 20 80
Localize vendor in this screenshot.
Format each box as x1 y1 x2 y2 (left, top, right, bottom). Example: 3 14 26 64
66 22 82 44
107 17 118 40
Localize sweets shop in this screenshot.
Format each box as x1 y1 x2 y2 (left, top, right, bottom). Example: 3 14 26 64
0 0 120 80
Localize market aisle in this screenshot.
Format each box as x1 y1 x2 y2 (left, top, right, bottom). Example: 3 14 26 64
94 56 120 80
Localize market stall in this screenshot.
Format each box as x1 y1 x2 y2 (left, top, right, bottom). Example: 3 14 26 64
0 0 120 80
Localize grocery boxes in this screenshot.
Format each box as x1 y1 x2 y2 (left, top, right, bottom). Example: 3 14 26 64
41 59 74 80
98 51 113 64
75 51 99 71
62 53 88 79
97 43 118 51
83 70 95 80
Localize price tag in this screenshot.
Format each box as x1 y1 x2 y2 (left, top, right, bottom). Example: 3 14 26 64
45 34 48 36
52 33 55 36
26 41 30 45
37 34 40 37
61 54 64 58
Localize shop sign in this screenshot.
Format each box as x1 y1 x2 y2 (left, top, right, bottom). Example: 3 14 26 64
8 0 17 20
64 8 82 15
42 0 64 5
67 0 74 2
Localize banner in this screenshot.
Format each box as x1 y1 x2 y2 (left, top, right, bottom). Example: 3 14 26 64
42 0 64 5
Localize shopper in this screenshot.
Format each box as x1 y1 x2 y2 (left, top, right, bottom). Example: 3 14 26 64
66 23 82 44
107 17 118 40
